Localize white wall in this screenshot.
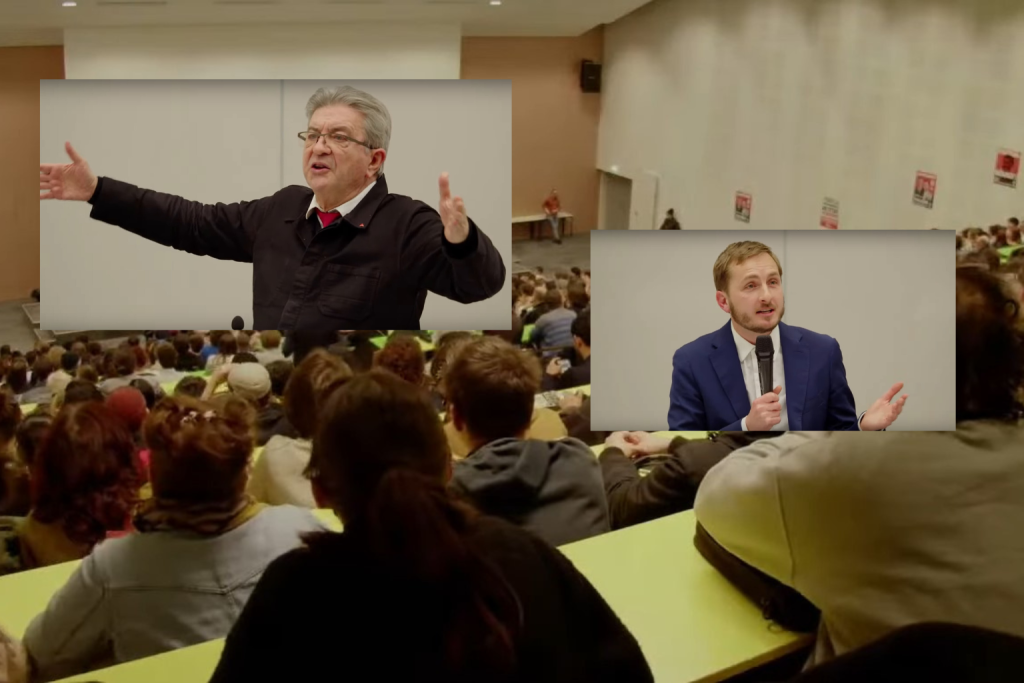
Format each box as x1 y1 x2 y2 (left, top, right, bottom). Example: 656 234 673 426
40 79 511 330
600 0 1024 232
590 230 955 431
63 24 461 79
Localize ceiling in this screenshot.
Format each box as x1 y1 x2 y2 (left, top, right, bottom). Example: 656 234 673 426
0 0 653 46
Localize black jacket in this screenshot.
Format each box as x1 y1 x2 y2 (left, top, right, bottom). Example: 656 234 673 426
87 176 505 329
599 432 780 530
209 515 653 683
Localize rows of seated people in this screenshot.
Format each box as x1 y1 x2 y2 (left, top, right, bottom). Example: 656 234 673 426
2 261 1023 680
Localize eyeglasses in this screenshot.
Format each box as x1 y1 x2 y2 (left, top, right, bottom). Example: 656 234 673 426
298 130 375 150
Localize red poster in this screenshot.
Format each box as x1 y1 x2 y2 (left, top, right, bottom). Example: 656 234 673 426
912 172 937 209
995 149 1021 188
735 192 752 223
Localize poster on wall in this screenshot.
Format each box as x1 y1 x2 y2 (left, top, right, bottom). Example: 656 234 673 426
735 192 752 223
912 172 937 209
995 149 1021 188
820 197 840 229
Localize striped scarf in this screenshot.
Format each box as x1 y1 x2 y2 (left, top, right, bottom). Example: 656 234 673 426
133 495 266 536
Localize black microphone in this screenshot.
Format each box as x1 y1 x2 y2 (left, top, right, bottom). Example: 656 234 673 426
755 334 774 396
231 316 244 331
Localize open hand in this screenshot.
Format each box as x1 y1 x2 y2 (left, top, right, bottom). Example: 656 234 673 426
40 142 98 202
860 382 908 431
746 385 783 431
438 172 470 244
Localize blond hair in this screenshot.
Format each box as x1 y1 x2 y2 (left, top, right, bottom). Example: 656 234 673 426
713 241 783 292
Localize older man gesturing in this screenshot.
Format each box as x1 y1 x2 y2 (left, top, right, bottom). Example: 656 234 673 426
40 85 505 330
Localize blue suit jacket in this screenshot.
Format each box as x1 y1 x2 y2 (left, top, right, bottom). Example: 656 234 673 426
668 321 860 431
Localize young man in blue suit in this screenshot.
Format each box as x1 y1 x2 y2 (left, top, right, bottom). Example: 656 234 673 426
668 241 908 431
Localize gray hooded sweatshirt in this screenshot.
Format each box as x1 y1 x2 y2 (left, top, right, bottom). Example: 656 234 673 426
450 437 610 547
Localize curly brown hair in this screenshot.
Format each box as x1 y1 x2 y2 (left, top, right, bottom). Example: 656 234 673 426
31 402 139 546
144 395 255 502
373 336 426 386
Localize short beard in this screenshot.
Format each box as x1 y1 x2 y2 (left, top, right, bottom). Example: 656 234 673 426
729 299 785 335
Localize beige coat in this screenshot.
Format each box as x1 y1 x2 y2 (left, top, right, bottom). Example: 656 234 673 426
695 424 1024 665
247 436 315 508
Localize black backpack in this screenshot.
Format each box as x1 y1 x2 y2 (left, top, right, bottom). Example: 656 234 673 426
694 521 820 634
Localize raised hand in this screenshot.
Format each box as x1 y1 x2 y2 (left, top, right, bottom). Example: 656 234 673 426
860 382 908 431
40 142 98 202
438 172 470 244
746 385 783 431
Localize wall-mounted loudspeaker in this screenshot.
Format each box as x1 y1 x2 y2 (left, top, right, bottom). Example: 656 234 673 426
580 60 602 93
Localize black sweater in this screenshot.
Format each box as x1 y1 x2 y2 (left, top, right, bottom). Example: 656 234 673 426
209 515 653 683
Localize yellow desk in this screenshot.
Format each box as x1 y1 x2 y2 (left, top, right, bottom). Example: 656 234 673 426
52 512 807 683
55 639 225 683
19 402 38 415
368 335 436 353
559 511 811 682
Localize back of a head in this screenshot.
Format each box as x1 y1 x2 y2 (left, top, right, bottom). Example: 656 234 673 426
218 333 238 356
60 352 80 373
289 330 341 366
46 346 65 368
173 375 208 399
265 360 294 398
113 348 136 377
76 365 99 384
430 332 475 388
444 336 540 443
231 352 260 365
108 386 150 433
236 332 251 353
32 356 55 384
86 341 103 357
261 330 282 350
373 336 426 387
32 402 139 545
6 359 29 394
155 343 178 370
571 308 591 348
128 380 157 410
285 349 353 439
0 387 22 446
570 266 582 278
566 281 589 310
63 379 104 406
15 412 51 469
188 333 205 354
144 395 255 503
543 288 563 309
956 266 1024 422
308 370 519 677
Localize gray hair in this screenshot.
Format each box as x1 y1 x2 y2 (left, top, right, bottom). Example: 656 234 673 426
305 85 392 177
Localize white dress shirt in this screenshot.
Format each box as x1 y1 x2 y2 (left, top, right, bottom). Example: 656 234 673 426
733 324 788 432
305 180 377 228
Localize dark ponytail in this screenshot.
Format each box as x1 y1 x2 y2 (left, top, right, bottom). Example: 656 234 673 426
309 370 522 680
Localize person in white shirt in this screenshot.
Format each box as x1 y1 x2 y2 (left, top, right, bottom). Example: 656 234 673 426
668 241 907 431
253 330 286 366
695 265 1024 666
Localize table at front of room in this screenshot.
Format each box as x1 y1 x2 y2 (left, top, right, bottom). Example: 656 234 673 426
15 511 811 683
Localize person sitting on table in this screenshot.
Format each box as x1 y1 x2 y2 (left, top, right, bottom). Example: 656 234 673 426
543 308 591 391
693 265 1024 667
249 350 352 508
669 241 907 431
597 430 781 530
446 337 609 546
41 85 506 330
21 395 326 681
529 290 577 354
203 363 284 446
0 402 138 576
209 370 652 683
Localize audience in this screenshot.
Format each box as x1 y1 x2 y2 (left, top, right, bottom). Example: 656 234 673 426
206 333 237 371
254 330 285 366
249 350 352 508
173 375 207 399
445 337 609 546
19 357 55 405
0 389 28 517
208 370 652 683
0 402 138 575
693 265 1024 665
202 363 284 446
543 308 591 390
265 360 293 400
21 395 326 680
